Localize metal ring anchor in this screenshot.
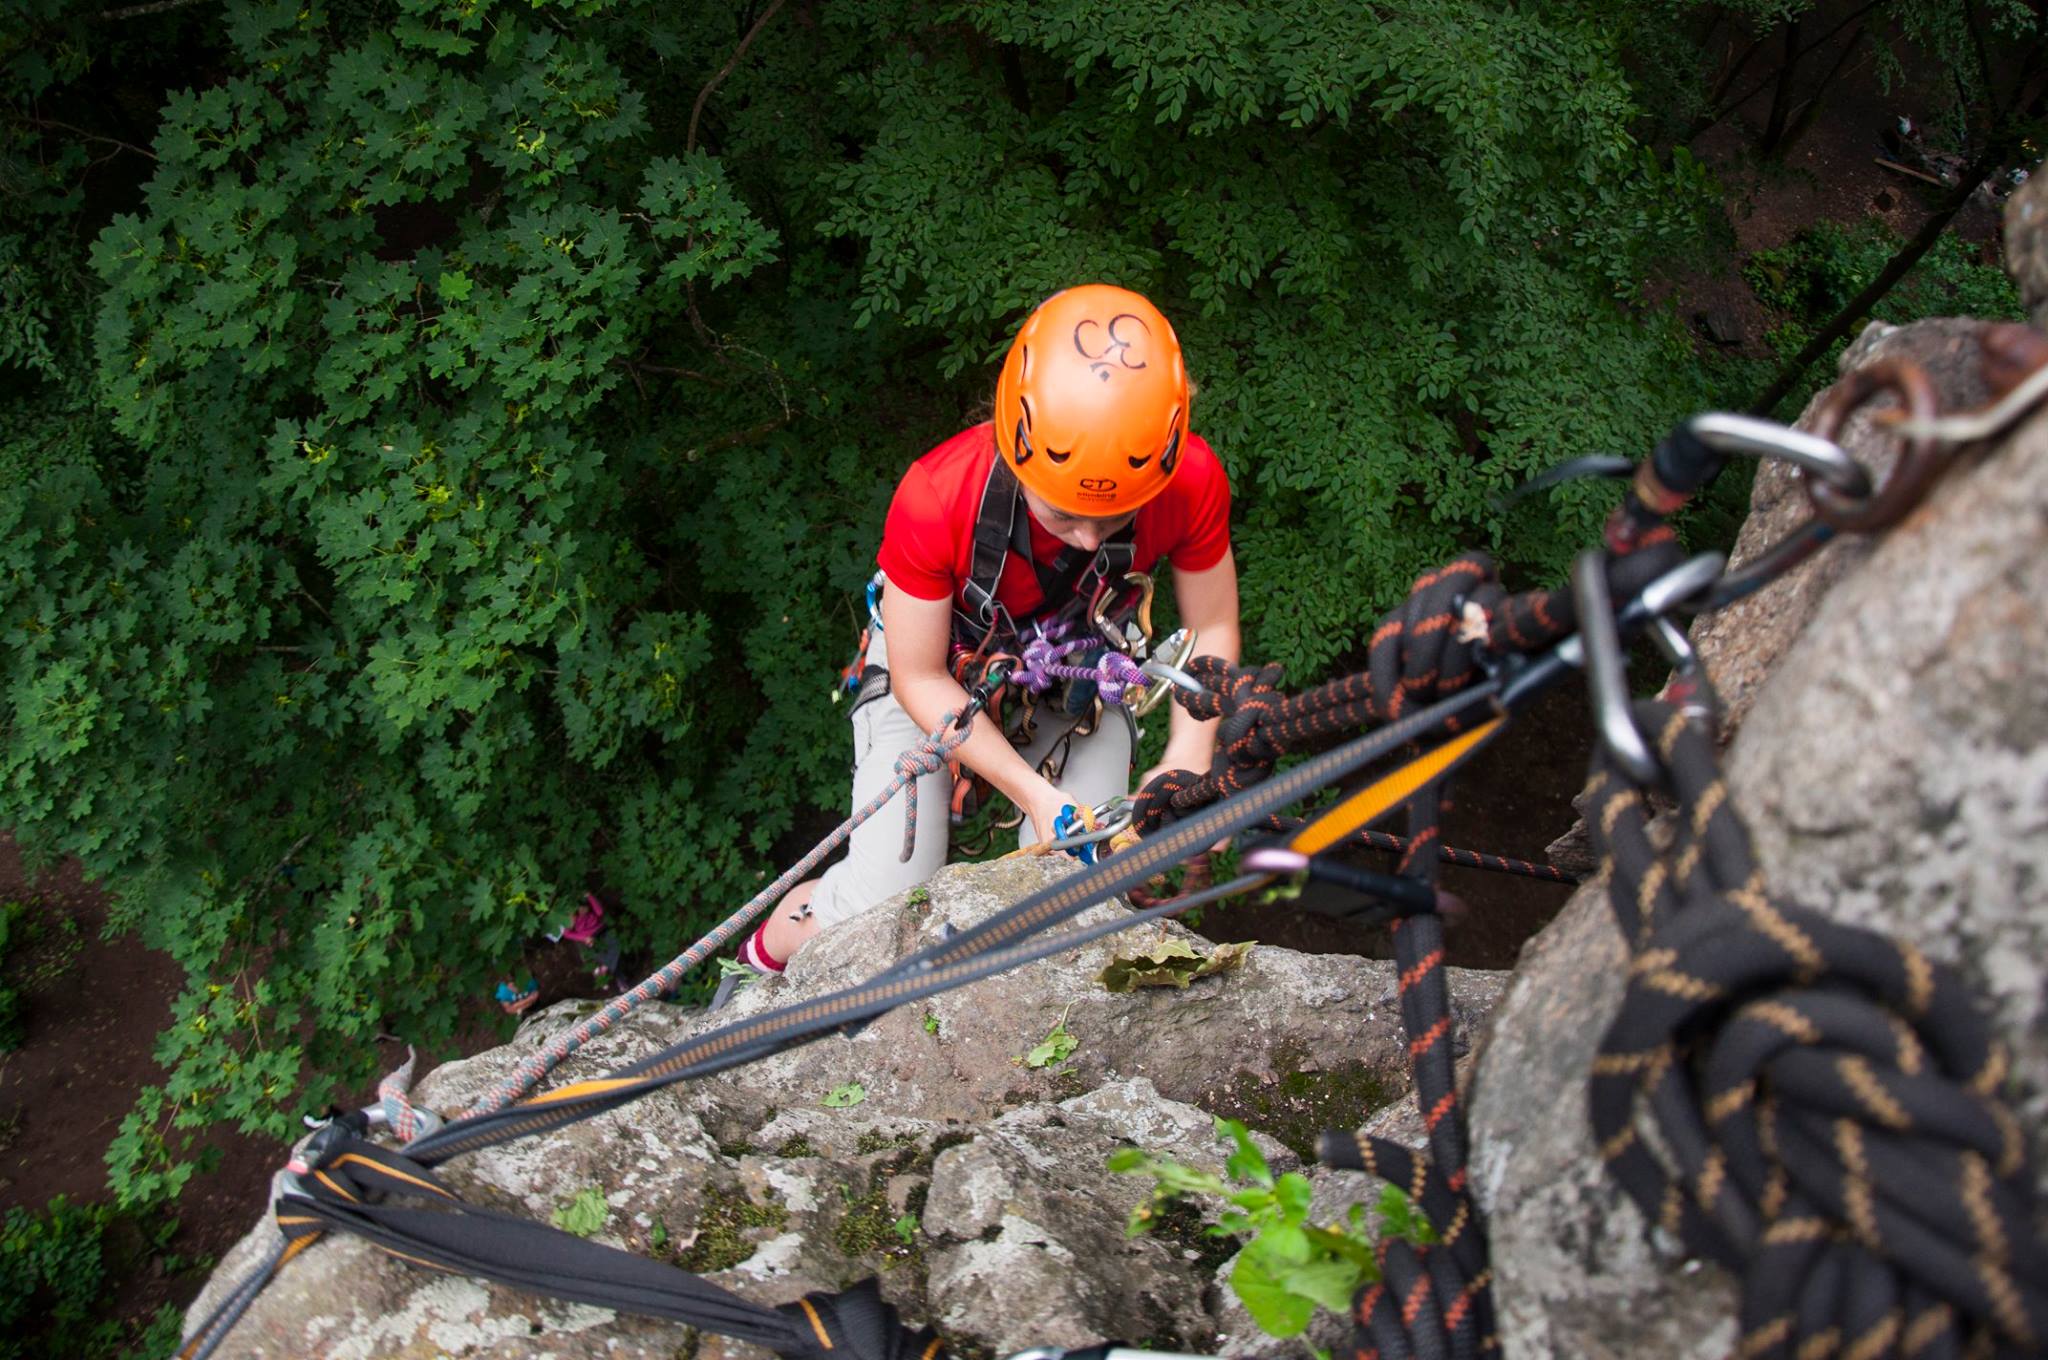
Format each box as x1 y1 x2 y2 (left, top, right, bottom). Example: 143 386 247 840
1571 551 1662 786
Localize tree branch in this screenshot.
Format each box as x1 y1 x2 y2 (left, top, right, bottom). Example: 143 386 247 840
676 0 788 357
684 413 792 460
23 115 155 161
94 0 213 21
621 358 730 387
686 0 789 155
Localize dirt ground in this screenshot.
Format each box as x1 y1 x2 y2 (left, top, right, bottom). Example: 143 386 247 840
0 837 277 1326
3 28 2033 1345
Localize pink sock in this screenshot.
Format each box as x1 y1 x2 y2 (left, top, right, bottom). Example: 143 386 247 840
741 924 786 975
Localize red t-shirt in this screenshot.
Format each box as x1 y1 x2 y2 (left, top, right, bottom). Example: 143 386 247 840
878 422 1231 618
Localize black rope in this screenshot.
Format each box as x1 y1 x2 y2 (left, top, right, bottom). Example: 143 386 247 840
1318 789 1499 1360
1584 701 2046 1359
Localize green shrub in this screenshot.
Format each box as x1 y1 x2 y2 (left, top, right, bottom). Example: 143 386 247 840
0 1196 183 1360
1744 219 2026 415
1 0 1751 1201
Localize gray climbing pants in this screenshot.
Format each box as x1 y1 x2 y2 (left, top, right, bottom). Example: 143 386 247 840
806 624 1134 929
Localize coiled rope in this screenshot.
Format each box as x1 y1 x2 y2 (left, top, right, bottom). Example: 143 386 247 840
1583 700 2046 1359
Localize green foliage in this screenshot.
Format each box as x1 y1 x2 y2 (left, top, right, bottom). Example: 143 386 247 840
0 1195 187 1360
822 1081 867 1109
1744 219 2024 414
1112 1116 1435 1338
1021 1008 1079 1069
0 897 86 1053
1 0 1752 1204
551 1186 610 1238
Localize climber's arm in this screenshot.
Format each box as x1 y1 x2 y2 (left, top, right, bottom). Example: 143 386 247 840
879 582 1071 843
1142 548 1240 787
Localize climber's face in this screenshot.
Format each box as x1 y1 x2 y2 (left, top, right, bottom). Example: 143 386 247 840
1021 486 1136 553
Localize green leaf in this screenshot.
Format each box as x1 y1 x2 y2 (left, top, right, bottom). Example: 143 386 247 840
891 1213 918 1243
1217 1118 1273 1187
1230 1247 1316 1338
551 1187 608 1238
1098 935 1255 992
822 1082 867 1109
1022 1015 1078 1069
1272 1258 1366 1316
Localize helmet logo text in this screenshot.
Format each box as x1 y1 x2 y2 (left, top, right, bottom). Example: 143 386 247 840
1073 314 1151 382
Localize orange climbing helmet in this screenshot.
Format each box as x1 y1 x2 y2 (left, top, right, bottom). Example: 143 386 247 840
993 284 1190 517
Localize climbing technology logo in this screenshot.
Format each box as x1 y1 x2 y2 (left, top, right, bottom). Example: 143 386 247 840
1074 313 1151 381
1078 476 1119 501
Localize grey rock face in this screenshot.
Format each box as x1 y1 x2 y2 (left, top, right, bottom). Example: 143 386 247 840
188 854 1505 1358
2008 168 2048 329
1468 316 2048 1358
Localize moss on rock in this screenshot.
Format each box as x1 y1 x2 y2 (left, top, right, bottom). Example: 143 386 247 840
1202 1049 1399 1160
661 1187 790 1274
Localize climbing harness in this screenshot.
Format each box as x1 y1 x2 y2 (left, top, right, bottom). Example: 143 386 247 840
186 377 2038 1360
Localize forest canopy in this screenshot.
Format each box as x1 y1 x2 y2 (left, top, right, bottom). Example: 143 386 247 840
1 0 2035 1204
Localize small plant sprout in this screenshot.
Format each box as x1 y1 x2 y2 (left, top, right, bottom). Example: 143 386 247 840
550 1186 609 1238
1021 1006 1078 1069
1111 1117 1436 1339
822 1081 867 1109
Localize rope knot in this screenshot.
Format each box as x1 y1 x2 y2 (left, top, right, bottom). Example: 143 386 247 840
376 1045 444 1143
1588 701 2047 1357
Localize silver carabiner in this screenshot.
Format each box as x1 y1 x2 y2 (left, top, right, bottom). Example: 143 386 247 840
1570 551 1661 786
1134 626 1206 717
1688 412 1872 497
1044 795 1136 853
1552 551 1724 668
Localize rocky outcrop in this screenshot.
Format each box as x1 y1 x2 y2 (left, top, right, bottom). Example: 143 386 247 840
1466 314 2048 1357
190 203 2048 1360
189 853 1505 1359
2008 168 2048 330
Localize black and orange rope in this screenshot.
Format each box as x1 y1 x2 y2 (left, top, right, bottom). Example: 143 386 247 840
1584 700 2046 1359
1129 548 1679 845
1319 788 1500 1360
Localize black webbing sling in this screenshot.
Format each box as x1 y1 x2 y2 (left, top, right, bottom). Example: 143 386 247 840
954 456 1133 646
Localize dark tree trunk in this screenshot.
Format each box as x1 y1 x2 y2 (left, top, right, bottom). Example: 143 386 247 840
1758 16 1804 156
1749 148 2012 415
1778 20 1873 154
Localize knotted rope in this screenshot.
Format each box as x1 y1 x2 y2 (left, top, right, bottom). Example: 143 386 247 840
1131 549 1675 840
1584 700 2046 1359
